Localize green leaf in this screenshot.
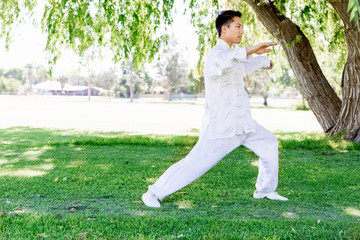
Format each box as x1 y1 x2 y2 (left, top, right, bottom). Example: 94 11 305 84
350 7 357 21
355 11 359 23
348 0 355 13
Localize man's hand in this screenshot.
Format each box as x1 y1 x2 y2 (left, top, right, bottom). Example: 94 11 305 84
269 60 274 70
246 42 277 57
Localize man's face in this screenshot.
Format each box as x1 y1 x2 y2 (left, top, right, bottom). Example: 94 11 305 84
222 16 244 45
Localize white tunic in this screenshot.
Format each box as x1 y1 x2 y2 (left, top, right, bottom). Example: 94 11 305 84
200 39 271 139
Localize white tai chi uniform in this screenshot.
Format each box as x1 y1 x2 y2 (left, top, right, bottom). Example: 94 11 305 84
148 39 279 201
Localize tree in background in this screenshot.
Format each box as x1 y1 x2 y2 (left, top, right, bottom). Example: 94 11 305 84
25 64 34 92
2 0 359 141
143 72 155 94
34 65 51 84
190 0 360 142
3 68 26 84
58 75 68 92
244 69 272 106
163 52 187 101
0 76 22 93
155 38 189 101
188 69 205 96
0 0 174 73
92 70 118 91
240 0 360 141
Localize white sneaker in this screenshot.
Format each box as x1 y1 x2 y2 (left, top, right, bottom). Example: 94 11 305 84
142 191 161 208
253 191 288 201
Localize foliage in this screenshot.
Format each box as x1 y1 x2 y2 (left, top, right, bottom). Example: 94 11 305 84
156 41 188 99
187 69 204 95
91 69 118 91
188 0 358 92
143 72 155 93
165 52 187 96
244 69 272 97
0 76 22 92
0 127 359 238
1 68 26 84
0 0 175 69
348 0 360 22
295 97 310 111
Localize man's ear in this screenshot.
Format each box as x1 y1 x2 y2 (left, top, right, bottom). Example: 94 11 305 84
221 25 227 34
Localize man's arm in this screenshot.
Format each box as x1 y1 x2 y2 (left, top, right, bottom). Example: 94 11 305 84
246 42 278 57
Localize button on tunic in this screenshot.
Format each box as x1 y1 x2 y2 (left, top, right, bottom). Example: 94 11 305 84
200 39 271 139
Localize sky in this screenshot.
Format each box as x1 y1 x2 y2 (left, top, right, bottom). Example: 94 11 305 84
0 2 199 78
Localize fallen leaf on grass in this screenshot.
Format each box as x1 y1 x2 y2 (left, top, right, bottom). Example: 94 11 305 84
173 234 184 239
54 177 59 182
35 233 51 238
178 206 185 209
63 177 67 181
64 235 73 239
212 206 218 208
10 207 29 214
54 212 62 217
70 208 76 212
110 219 115 224
78 232 88 239
311 226 317 230
282 211 297 219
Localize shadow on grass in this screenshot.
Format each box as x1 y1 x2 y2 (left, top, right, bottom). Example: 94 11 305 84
0 127 359 238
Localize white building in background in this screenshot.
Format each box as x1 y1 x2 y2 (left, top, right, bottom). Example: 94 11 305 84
33 80 106 96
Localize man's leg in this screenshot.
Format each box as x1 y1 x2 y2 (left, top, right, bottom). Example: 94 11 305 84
242 123 288 201
144 133 244 206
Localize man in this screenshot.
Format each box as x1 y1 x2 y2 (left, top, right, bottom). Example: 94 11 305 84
142 10 288 208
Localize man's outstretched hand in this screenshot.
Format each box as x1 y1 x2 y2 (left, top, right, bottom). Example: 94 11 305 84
246 42 277 56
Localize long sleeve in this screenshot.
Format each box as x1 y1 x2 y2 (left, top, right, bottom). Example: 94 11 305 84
206 46 247 80
245 56 270 76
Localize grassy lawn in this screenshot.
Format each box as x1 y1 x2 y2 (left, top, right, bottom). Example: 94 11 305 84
0 127 359 239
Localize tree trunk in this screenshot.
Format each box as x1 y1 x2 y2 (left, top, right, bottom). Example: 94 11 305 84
243 0 342 133
326 0 360 142
263 95 268 106
27 66 33 93
129 72 134 103
88 78 91 101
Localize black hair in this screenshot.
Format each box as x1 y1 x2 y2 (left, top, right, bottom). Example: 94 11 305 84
215 10 242 37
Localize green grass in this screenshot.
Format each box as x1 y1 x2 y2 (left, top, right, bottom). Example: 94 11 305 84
0 127 359 239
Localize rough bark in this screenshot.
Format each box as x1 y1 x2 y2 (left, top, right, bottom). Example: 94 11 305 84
243 0 342 133
326 0 360 142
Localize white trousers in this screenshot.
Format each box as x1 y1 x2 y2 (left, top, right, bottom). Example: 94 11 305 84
148 123 279 201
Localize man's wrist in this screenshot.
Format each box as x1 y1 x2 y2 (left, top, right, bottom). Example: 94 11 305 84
246 46 254 57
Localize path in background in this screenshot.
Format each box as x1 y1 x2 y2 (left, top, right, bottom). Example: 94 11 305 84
0 95 322 135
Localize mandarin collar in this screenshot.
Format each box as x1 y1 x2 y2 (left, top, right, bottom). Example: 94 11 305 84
217 39 232 50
